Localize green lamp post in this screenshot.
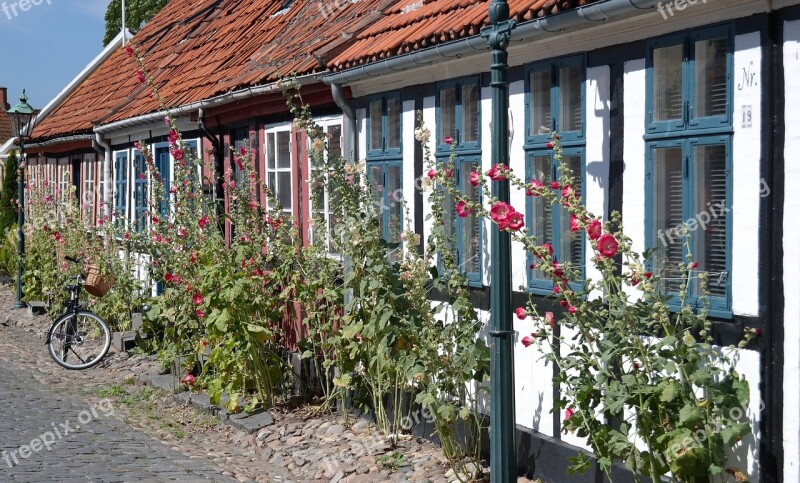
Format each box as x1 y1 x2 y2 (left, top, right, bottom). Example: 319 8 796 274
481 2 517 481
8 90 36 310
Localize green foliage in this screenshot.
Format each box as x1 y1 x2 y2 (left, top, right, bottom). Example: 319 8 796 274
0 224 17 277
0 150 18 236
103 0 168 46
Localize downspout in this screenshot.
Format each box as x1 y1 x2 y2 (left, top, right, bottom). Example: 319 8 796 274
93 132 112 221
198 108 222 203
330 83 357 162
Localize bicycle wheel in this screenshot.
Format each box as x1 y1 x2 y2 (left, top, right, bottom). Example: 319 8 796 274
47 311 111 370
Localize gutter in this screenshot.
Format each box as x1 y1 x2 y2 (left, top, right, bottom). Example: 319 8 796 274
94 75 318 135
330 84 357 161
321 0 662 86
25 134 94 149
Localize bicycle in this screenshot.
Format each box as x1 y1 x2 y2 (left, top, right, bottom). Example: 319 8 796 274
45 256 112 370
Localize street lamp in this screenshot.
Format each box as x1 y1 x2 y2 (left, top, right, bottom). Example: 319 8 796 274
8 90 36 310
481 2 517 481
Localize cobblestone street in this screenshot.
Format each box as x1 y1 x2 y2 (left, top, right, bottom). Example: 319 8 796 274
0 288 478 483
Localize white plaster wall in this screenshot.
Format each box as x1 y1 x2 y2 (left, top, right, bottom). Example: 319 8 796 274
784 18 800 483
421 96 436 246
508 80 528 292
513 313 555 437
480 85 493 287
402 100 416 242
731 32 763 317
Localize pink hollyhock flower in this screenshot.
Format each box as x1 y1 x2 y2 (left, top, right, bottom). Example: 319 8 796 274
234 157 244 171
249 200 258 210
490 202 512 223
597 233 619 258
164 117 171 127
690 262 699 269
536 243 554 259
570 214 580 232
192 293 204 306
136 70 146 84
196 309 205 319
521 335 535 348
565 408 574 421
561 185 575 200
427 168 437 179
181 374 195 386
190 251 198 264
198 215 209 229
550 181 560 190
506 210 524 231
527 179 543 196
178 228 187 238
553 285 561 294
568 306 577 314
444 136 453 145
470 171 480 187
515 307 527 320
455 200 472 218
487 164 511 181
545 312 555 329
587 219 602 240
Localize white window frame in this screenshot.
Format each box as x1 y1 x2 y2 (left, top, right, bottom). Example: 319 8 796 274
308 116 343 254
263 123 294 217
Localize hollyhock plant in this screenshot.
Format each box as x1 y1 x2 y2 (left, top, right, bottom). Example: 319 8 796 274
515 307 527 320
470 171 480 187
455 200 472 218
597 233 619 258
587 219 602 240
521 335 535 348
487 163 511 181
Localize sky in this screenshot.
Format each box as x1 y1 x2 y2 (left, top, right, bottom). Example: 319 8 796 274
0 0 110 109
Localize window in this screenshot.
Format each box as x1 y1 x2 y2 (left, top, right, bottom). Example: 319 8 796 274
646 26 732 133
437 78 480 152
83 155 95 226
133 151 148 232
366 93 403 253
232 128 248 182
368 93 402 158
526 149 585 292
309 121 342 253
154 145 171 218
114 151 128 225
436 77 482 283
264 125 293 217
526 57 585 145
645 25 732 316
524 57 586 291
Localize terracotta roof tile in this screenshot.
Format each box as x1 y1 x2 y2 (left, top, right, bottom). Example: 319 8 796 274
0 106 12 144
330 0 601 70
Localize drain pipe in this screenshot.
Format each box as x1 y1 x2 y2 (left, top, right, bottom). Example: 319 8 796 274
93 132 113 221
198 108 222 203
330 83 356 162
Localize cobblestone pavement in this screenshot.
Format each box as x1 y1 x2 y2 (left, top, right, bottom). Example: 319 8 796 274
0 287 499 483
0 362 234 482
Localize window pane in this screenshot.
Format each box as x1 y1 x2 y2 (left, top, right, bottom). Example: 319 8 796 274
368 164 384 222
462 84 479 144
653 44 684 122
694 37 728 119
386 164 403 262
278 172 292 210
530 69 552 136
693 144 728 297
530 156 552 281
369 100 382 151
651 146 684 293
461 161 480 274
277 131 291 169
327 125 342 159
386 98 402 150
267 133 276 169
559 65 582 133
439 87 456 144
268 173 276 199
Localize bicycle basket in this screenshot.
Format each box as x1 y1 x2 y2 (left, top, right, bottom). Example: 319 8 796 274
84 264 115 297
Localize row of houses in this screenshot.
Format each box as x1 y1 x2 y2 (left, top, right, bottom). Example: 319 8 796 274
5 0 800 481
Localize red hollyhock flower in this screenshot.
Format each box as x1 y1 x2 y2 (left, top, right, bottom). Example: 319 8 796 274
546 142 554 149
444 136 453 145
470 171 480 187
164 273 174 283
136 70 146 84
570 214 580 232
181 374 195 386
527 179 543 196
490 202 512 224
192 293 204 306
521 335 535 348
538 243 554 258
126 45 134 57
550 181 560 190
427 168 437 179
560 300 570 308
565 408 574 421
587 219 602 240
196 309 205 319
487 164 511 181
515 307 527 320
168 130 179 143
568 306 577 314
597 233 619 258
545 312 555 329
240 146 247 157
561 185 575 200
198 215 209 229
690 262 699 269
506 210 524 231
173 149 185 161
644 272 653 279
455 200 472 218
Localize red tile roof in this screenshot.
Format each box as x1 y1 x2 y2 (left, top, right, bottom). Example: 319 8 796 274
33 0 389 141
329 0 601 70
32 0 594 142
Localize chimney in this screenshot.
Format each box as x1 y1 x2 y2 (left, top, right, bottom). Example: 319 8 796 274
0 87 8 111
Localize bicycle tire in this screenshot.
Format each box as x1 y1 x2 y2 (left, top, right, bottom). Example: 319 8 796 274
47 311 111 370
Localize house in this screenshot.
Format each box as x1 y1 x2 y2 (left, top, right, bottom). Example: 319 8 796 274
0 87 16 181
24 0 800 481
